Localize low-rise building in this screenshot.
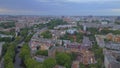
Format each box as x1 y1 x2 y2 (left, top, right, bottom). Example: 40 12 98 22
105 43 120 51
104 49 120 68
79 49 96 65
71 61 79 68
48 46 65 58
66 28 77 35
106 33 120 43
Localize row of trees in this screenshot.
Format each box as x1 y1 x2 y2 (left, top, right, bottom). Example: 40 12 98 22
2 43 10 57
24 33 34 42
20 28 29 38
3 27 31 68
3 32 26 68
4 42 17 68
0 24 37 68
20 43 43 68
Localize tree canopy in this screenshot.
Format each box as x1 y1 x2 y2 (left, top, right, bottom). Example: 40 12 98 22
41 30 52 39
43 58 56 68
56 52 72 68
36 50 48 56
0 21 15 29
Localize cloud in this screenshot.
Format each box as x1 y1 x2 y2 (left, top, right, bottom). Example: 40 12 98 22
1 0 120 15
93 8 120 15
66 0 118 2
111 8 120 12
36 0 119 3
0 8 45 15
0 8 11 12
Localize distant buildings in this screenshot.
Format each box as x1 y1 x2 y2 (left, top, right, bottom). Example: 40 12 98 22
82 24 87 32
101 21 108 25
54 24 77 29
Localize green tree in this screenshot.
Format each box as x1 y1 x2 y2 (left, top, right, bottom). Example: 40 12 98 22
19 43 43 68
36 50 48 56
41 30 52 39
56 52 72 68
2 43 9 56
115 21 120 25
70 52 77 61
0 21 15 29
4 42 16 68
25 34 33 42
43 58 56 68
25 58 41 68
76 33 83 43
79 63 86 68
20 28 28 38
5 61 14 68
91 42 104 68
20 43 30 60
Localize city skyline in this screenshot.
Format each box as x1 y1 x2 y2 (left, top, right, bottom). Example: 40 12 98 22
0 0 120 16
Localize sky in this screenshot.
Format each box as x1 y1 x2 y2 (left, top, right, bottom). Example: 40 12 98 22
0 0 120 16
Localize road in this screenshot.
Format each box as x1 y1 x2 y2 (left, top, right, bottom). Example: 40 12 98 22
14 42 24 68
